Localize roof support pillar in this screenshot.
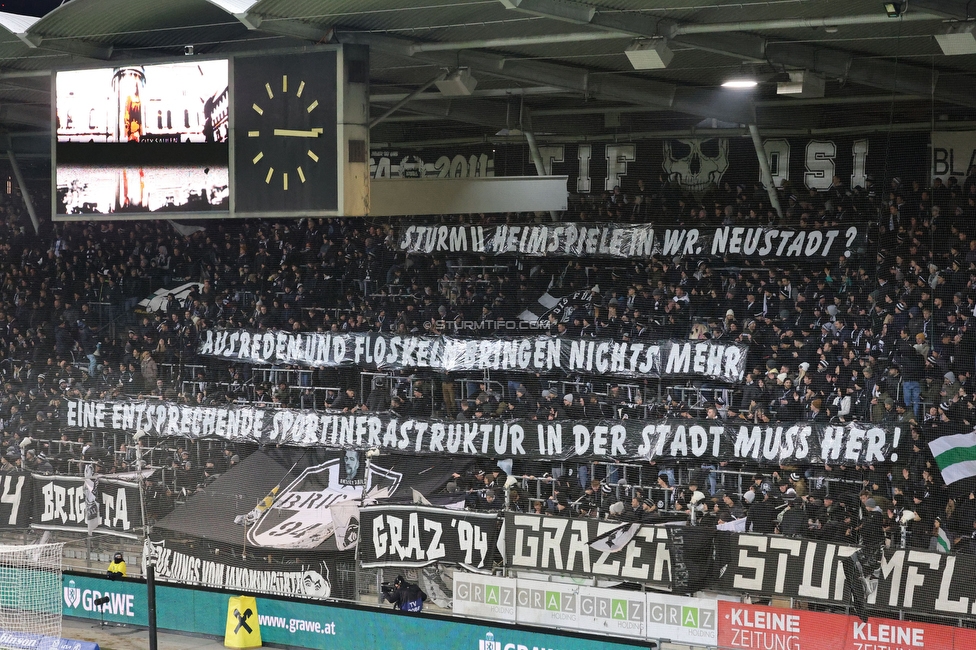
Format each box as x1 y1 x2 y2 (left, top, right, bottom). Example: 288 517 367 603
7 149 39 234
748 124 783 219
524 129 559 221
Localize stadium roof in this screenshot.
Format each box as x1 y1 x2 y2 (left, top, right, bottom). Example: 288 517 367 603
1 0 976 149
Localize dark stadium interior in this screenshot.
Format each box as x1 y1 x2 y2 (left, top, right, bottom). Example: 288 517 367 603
0 1 974 648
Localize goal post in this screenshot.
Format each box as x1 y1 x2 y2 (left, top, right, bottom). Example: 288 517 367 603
0 543 64 643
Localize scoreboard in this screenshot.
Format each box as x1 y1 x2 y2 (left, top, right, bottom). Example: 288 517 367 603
53 45 368 220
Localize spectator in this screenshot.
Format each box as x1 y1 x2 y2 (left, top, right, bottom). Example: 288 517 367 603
329 388 361 413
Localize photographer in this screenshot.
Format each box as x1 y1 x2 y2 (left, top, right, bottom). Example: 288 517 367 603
382 575 428 613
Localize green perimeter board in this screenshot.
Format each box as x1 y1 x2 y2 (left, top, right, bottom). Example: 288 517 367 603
62 573 652 650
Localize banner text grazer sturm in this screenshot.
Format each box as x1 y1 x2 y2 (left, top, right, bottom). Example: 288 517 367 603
62 399 903 465
359 506 500 572
396 223 871 260
717 533 976 620
197 330 748 383
504 513 672 586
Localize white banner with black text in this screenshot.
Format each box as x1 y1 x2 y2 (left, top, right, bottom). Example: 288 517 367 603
197 329 747 382
396 223 872 260
61 399 903 465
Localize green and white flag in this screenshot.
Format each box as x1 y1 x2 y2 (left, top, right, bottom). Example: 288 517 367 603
929 431 976 485
936 526 951 553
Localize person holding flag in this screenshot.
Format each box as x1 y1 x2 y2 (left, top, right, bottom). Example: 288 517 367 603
933 517 953 553
83 464 101 534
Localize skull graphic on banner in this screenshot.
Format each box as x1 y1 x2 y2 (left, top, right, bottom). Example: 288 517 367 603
663 138 730 194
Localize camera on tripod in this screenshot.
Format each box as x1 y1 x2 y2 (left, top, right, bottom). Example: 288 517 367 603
380 582 395 594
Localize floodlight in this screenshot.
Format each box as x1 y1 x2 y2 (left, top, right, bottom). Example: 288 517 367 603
435 68 478 96
722 79 758 89
777 71 825 98
936 24 976 56
883 2 902 18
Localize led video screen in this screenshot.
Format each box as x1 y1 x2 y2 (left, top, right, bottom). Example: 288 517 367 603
55 60 229 216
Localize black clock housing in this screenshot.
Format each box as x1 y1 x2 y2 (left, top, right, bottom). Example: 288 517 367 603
234 51 339 214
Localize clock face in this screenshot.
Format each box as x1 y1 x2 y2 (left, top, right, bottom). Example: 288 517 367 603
249 74 323 191
234 52 338 214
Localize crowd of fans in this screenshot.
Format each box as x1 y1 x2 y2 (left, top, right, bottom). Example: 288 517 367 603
454 458 971 554
0 167 971 550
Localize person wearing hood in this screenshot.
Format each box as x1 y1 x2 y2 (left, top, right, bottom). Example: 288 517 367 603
364 376 390 413
383 575 428 613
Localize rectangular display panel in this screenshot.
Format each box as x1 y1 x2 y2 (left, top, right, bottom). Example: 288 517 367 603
55 60 229 216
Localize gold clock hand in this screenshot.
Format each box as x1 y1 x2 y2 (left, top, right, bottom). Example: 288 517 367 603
272 128 324 138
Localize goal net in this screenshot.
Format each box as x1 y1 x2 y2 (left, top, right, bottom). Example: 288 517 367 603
0 544 63 644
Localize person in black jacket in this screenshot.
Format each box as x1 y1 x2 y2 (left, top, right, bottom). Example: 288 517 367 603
746 490 777 534
897 339 925 418
383 575 428 613
808 398 829 422
858 498 887 571
822 505 854 544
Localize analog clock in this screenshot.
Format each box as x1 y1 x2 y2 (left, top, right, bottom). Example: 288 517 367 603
234 52 338 214
248 74 322 191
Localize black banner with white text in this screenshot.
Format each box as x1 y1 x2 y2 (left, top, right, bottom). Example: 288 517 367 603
504 512 673 587
370 146 493 180
391 135 926 197
32 474 142 538
717 533 976 620
0 473 30 529
144 537 343 599
196 330 747 382
516 134 924 197
359 506 500 572
61 399 903 465
506 521 976 620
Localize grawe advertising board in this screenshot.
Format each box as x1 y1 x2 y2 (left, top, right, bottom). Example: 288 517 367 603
717 601 965 650
63 572 647 650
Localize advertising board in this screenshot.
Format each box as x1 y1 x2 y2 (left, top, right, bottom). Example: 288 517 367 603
63 572 647 650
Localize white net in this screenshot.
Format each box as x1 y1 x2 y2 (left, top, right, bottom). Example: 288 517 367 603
0 544 63 644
